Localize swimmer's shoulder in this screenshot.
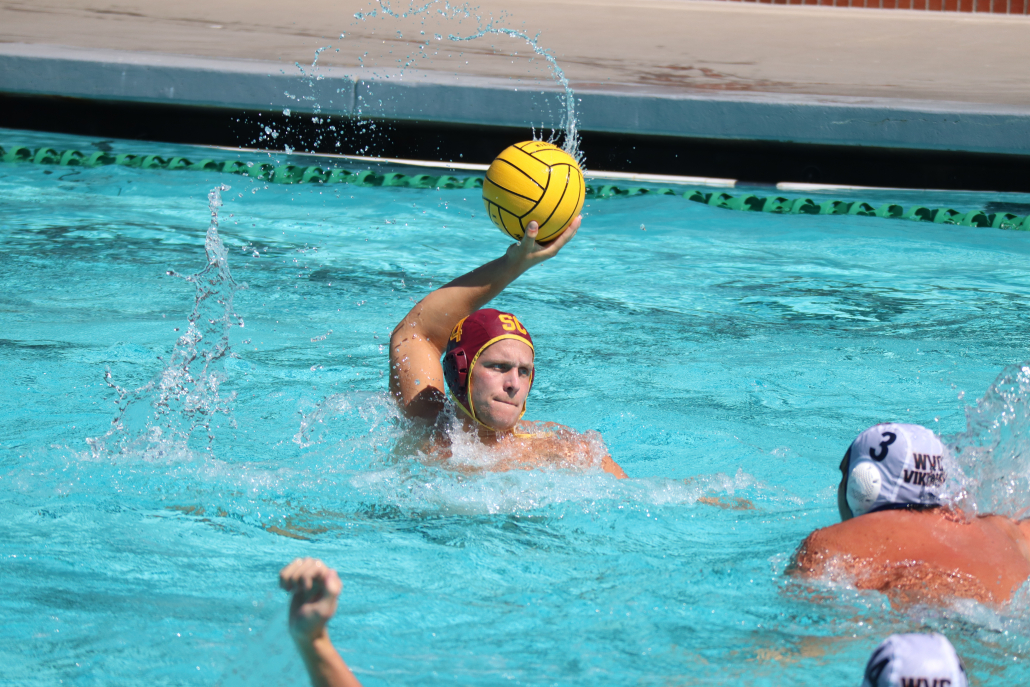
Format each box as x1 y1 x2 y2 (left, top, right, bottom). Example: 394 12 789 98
789 526 839 576
790 510 938 573
513 420 568 439
793 508 979 571
512 421 625 478
796 510 1030 603
976 513 1030 567
512 421 602 446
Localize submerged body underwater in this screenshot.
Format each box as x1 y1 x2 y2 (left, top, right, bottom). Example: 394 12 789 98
4 130 1030 685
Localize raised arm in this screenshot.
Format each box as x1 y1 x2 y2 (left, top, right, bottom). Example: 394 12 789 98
389 218 580 419
280 558 363 687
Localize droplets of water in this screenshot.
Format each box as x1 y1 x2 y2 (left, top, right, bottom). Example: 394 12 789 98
292 391 400 451
444 26 581 162
274 0 583 164
88 185 246 459
370 0 582 161
947 362 1030 517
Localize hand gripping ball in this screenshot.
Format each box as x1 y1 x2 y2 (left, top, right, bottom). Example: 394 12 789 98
482 141 585 242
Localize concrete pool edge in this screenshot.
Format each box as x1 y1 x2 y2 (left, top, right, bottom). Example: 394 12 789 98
3 43 1029 156
2 43 1029 192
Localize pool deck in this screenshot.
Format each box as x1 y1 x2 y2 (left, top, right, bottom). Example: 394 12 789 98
1 0 1029 156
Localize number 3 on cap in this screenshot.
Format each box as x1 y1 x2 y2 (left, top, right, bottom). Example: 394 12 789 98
498 314 527 335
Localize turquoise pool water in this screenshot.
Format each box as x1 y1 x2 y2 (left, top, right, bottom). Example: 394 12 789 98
4 128 1030 686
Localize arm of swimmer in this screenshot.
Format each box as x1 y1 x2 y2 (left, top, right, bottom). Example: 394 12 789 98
294 632 361 687
602 455 628 479
280 558 364 687
389 218 581 418
697 496 754 510
679 478 753 509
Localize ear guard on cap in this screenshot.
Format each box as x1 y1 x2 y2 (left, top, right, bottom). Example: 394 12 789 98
446 349 469 387
847 461 883 517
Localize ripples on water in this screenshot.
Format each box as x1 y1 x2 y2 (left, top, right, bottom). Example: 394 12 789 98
4 130 1030 684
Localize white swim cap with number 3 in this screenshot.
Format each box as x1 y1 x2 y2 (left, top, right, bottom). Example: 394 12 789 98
845 423 948 517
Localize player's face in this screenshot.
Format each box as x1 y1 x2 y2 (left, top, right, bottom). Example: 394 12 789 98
470 339 534 431
837 450 854 521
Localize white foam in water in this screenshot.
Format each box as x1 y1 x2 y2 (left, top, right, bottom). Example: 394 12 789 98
289 388 769 516
348 462 770 517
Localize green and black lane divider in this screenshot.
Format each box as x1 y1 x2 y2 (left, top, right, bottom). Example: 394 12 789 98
0 144 485 190
587 187 1030 231
3 144 1029 231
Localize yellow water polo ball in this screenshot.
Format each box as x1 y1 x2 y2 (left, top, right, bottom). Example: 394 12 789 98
482 141 585 242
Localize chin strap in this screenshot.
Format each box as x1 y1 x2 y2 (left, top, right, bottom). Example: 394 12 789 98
448 392 537 439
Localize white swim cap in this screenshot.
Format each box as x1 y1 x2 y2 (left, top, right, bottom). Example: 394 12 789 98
861 633 967 687
845 423 948 517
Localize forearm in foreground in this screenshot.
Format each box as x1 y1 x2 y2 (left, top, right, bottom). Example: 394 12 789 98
295 631 364 687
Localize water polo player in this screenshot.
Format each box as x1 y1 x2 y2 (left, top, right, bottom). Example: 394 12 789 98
789 423 1030 604
388 219 627 478
861 633 968 687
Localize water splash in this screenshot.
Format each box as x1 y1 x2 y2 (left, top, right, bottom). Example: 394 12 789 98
370 0 582 162
273 0 583 165
947 362 1030 517
88 185 246 458
292 390 402 454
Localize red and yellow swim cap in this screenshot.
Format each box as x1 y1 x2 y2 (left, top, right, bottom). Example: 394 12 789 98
442 308 534 430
